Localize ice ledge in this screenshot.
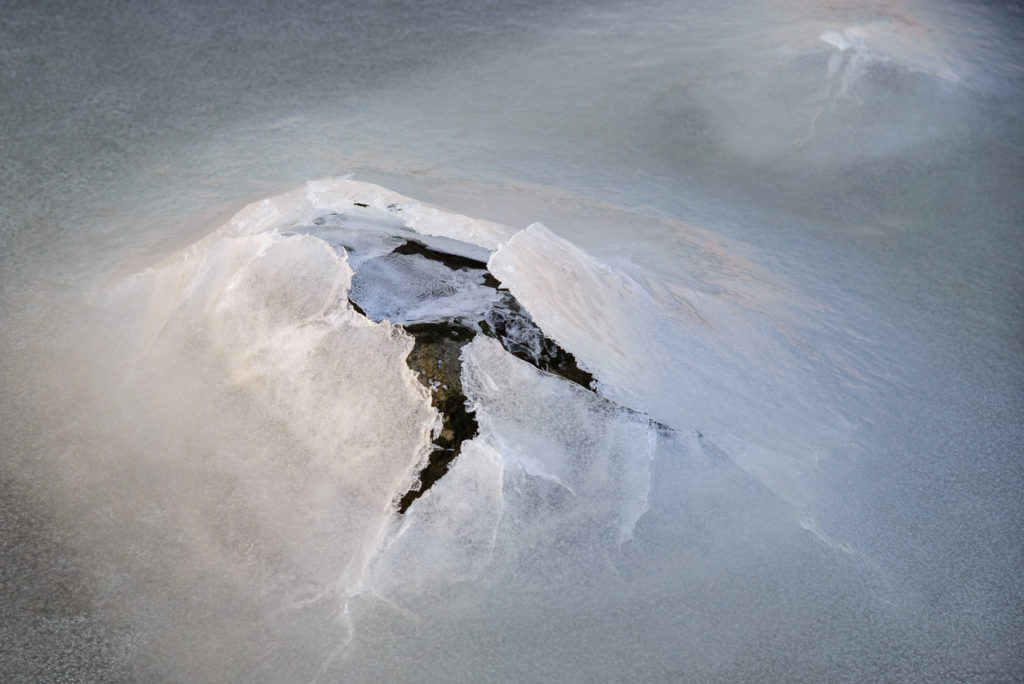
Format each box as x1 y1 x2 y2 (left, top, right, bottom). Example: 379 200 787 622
220 177 515 251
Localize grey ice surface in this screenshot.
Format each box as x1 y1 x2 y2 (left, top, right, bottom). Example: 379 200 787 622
1 0 1022 682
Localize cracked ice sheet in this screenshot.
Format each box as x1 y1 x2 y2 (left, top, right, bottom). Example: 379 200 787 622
363 335 654 601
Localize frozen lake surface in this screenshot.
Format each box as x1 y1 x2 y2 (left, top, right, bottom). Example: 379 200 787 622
1 0 1022 681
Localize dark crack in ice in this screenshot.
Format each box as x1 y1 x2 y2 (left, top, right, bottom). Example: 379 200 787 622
298 207 598 511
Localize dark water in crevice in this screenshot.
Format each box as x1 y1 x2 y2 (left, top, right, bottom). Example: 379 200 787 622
396 321 477 513
339 229 596 512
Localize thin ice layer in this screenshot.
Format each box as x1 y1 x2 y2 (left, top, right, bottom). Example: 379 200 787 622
349 252 498 326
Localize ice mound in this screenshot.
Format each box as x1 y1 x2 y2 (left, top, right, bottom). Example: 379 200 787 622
99 178 870 676
108 178 666 607
126 177 855 512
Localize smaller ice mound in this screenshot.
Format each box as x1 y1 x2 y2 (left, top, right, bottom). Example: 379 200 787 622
798 18 970 168
663 11 971 172
820 20 964 96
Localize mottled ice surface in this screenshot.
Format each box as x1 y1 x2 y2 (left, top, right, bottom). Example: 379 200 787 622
1 1 1022 682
